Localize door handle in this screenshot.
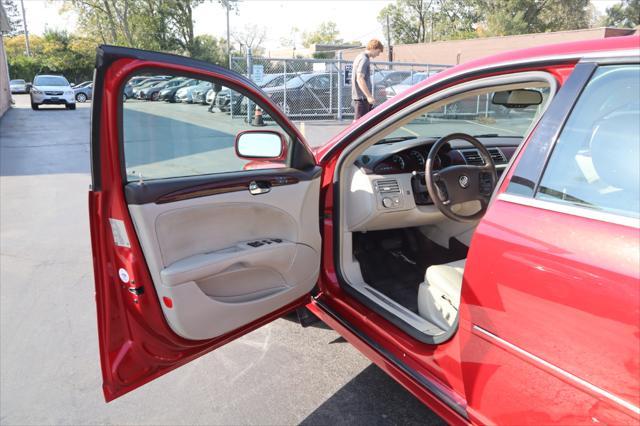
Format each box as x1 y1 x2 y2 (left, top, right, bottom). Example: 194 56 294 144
249 181 271 195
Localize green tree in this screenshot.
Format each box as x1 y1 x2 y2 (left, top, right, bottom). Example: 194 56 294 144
65 0 204 56
5 31 98 82
302 21 343 47
604 0 640 27
1 0 23 36
378 0 478 44
191 34 227 65
378 0 433 44
475 0 592 36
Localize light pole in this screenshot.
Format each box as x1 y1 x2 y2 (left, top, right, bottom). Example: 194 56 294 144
19 0 31 56
220 0 236 68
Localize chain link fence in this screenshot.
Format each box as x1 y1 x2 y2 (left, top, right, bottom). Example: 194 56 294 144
228 50 451 122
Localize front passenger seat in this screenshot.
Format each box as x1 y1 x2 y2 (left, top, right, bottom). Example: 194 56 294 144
417 259 465 331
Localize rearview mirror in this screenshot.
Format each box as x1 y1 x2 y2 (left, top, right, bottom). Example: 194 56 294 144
492 89 543 108
235 130 285 159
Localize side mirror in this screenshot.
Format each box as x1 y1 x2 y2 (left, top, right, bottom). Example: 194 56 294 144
492 89 543 108
235 130 286 159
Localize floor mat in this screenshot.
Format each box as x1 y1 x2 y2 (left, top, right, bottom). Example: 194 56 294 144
353 229 468 314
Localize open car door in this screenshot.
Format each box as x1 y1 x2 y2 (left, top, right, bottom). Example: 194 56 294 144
89 46 322 401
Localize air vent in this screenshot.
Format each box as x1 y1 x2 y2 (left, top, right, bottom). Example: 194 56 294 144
461 150 483 165
488 148 507 164
375 179 400 194
462 148 506 165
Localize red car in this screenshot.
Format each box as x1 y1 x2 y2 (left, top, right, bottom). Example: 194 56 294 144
89 36 640 425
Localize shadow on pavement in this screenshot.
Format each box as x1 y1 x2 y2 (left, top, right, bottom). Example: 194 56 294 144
300 364 446 426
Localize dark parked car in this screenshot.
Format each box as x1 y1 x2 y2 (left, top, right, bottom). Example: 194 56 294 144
263 72 384 117
373 70 411 88
133 79 166 98
138 78 187 101
158 79 198 102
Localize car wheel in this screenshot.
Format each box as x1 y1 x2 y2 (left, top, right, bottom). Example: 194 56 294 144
75 93 87 103
151 91 159 101
66 104 76 110
123 94 128 102
31 102 39 110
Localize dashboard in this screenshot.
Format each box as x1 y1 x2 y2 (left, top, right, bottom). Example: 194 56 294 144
356 136 518 176
345 136 520 233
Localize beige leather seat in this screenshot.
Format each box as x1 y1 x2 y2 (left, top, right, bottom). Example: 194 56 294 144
417 259 465 331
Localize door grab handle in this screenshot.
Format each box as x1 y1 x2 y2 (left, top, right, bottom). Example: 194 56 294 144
249 181 271 195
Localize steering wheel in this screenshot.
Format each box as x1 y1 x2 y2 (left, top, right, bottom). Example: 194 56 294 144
425 133 498 223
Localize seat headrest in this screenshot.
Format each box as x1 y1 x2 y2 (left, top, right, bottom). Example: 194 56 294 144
589 110 640 193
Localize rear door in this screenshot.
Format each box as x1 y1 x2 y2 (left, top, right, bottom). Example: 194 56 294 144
89 46 322 401
459 60 640 424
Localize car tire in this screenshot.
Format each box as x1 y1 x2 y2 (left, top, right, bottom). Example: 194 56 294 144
151 91 159 101
66 104 76 110
75 93 87 103
123 94 128 102
31 102 39 110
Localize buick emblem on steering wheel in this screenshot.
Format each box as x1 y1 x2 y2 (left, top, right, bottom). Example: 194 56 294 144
458 175 470 188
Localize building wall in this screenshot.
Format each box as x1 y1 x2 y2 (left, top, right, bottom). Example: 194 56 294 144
0 34 11 118
342 27 638 65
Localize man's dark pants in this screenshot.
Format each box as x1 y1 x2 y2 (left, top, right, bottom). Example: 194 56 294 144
353 100 373 120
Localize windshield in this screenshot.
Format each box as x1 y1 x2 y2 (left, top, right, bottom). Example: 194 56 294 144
34 76 69 86
384 86 549 140
10 79 25 84
399 73 427 86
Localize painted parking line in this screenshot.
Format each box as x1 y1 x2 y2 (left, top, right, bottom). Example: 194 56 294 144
464 119 519 135
400 126 420 137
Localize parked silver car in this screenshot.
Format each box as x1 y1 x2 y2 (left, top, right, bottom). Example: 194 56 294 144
74 83 93 103
10 79 28 94
30 75 76 110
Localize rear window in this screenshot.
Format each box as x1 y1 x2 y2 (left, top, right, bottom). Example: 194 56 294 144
10 79 25 84
34 76 69 86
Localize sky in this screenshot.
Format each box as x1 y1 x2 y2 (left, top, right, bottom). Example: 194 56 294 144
18 0 625 50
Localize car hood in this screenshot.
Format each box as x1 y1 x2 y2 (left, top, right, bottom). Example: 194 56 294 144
34 85 72 92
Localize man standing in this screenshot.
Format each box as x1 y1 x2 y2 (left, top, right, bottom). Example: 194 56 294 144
208 82 223 113
351 39 384 121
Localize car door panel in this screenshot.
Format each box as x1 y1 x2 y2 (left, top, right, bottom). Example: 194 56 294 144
127 174 321 340
90 45 321 400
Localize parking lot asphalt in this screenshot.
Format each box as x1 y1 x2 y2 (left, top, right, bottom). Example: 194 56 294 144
0 95 444 425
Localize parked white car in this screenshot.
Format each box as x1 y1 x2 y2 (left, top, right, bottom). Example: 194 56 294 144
10 79 28 94
30 75 76 110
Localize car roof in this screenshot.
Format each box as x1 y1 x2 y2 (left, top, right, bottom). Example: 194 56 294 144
314 35 640 161
413 35 639 93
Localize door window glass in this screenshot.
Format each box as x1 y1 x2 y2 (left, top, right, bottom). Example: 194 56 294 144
536 65 640 218
122 73 289 182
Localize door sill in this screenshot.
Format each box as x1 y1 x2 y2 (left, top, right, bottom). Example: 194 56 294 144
311 296 469 422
